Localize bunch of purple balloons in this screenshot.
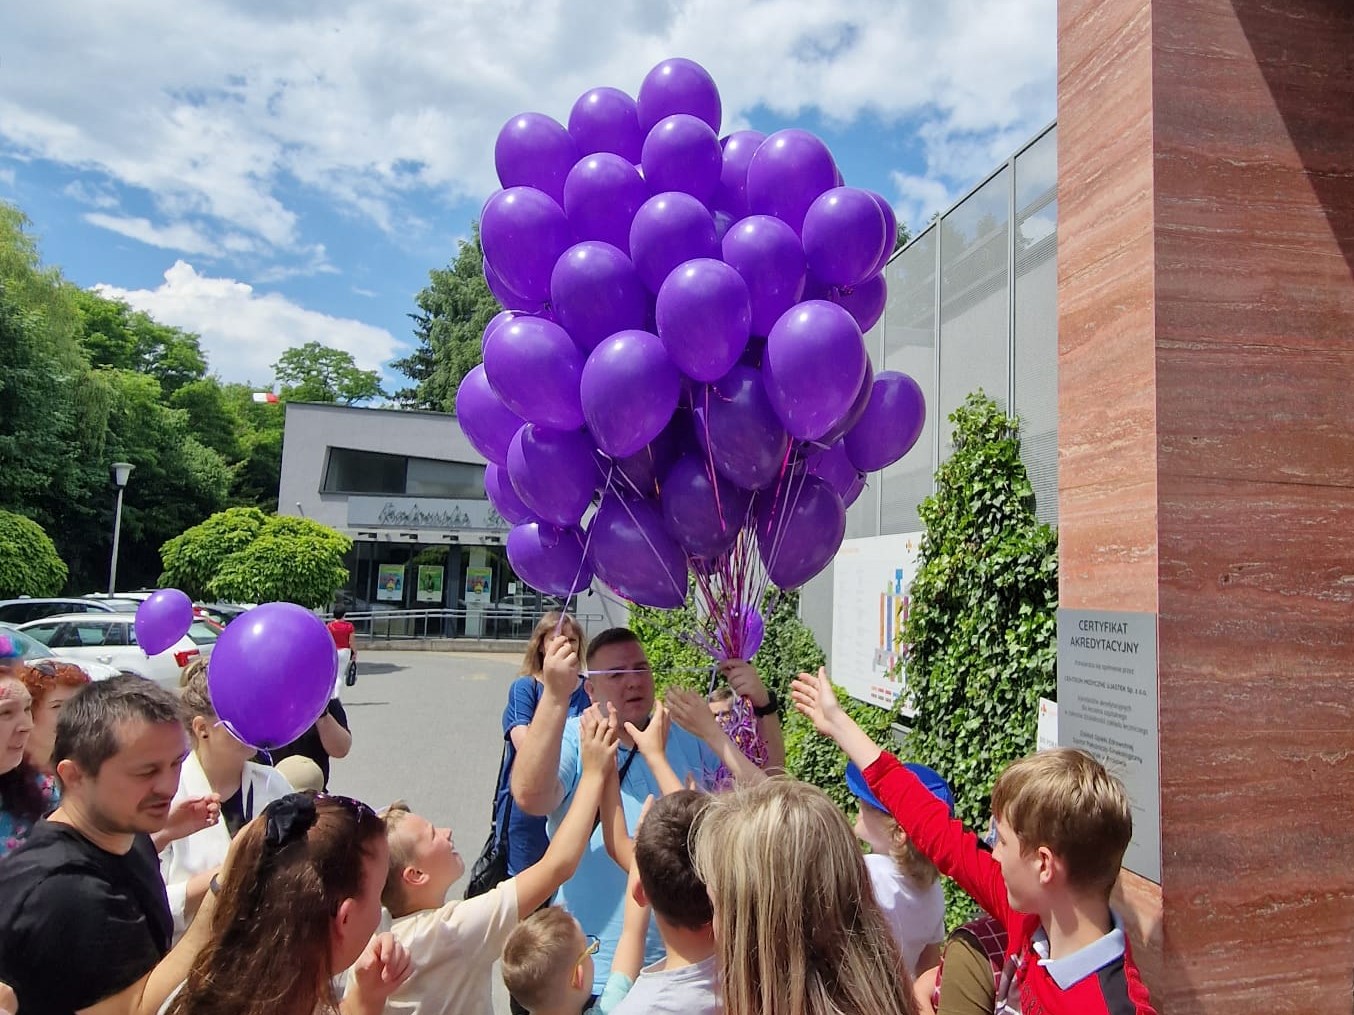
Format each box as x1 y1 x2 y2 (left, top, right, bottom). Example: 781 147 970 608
459 57 926 625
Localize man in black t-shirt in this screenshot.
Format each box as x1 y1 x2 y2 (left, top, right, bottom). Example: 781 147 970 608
269 697 351 789
0 676 219 1015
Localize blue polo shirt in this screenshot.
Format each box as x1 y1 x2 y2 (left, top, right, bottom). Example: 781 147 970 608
548 714 720 994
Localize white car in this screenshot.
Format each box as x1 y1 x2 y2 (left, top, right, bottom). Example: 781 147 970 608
17 613 218 690
0 623 122 681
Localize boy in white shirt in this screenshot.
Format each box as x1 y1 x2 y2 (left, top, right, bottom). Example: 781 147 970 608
360 709 616 1015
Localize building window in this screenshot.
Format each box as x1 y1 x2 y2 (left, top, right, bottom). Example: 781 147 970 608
406 457 485 499
322 448 407 494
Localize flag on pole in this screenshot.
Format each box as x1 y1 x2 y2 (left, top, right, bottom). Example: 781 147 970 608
252 392 279 404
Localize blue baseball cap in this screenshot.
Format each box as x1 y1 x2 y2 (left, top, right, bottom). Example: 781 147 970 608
846 761 955 817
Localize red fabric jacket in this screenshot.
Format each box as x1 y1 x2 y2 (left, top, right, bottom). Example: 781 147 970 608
864 752 1157 1015
327 619 355 650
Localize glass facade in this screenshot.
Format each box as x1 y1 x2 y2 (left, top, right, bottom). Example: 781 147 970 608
322 448 486 500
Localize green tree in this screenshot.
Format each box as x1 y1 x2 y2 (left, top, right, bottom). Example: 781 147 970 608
901 391 1058 831
393 225 500 411
0 511 68 598
159 507 269 599
273 342 385 405
73 288 207 395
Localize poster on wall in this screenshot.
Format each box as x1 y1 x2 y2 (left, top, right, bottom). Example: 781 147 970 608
464 566 492 606
416 566 444 604
831 532 924 709
376 564 405 602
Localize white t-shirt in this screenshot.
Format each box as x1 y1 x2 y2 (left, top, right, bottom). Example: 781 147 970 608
356 879 519 1015
610 955 720 1015
864 853 945 974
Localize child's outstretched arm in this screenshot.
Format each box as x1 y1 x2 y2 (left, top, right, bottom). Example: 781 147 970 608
666 688 766 785
623 698 684 795
610 830 652 982
515 708 617 914
790 667 883 769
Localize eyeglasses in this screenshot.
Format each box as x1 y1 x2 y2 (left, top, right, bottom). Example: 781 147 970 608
576 935 600 968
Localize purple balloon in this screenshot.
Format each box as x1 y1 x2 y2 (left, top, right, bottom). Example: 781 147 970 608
719 604 764 660
694 365 790 490
802 187 889 288
845 371 927 472
208 603 336 750
507 522 593 596
655 258 751 382
660 454 752 559
714 130 766 219
806 441 866 507
569 87 643 163
628 192 719 294
481 187 573 302
588 494 689 608
602 411 695 499
563 153 649 253
763 300 868 441
482 316 586 430
637 58 722 134
755 475 846 589
482 258 542 312
455 365 526 465
641 114 722 206
868 192 899 276
834 273 888 333
134 589 193 656
507 424 600 528
721 215 806 336
549 241 649 353
581 330 681 457
746 129 839 234
818 357 875 446
495 113 579 206
485 462 535 525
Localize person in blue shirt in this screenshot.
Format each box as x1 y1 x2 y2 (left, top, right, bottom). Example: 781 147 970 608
511 626 774 995
497 612 591 879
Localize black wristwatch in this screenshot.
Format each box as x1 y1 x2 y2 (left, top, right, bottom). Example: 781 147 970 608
752 690 780 717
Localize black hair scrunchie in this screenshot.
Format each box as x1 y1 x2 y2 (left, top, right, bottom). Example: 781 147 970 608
263 793 318 850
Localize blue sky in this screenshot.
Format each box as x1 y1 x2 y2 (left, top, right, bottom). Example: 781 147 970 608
0 1 1055 391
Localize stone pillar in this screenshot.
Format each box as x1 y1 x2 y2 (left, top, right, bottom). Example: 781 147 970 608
1058 0 1354 1010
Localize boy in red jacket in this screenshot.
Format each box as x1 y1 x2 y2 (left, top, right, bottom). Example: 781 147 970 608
792 668 1157 1015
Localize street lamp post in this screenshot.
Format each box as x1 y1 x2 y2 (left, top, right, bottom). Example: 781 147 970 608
108 462 134 596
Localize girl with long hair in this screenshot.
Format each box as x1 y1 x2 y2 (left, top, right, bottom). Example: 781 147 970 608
167 792 410 1015
159 660 293 937
692 777 920 1015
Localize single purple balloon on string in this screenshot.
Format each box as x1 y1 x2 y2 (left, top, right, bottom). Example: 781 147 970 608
695 365 790 490
659 454 752 559
134 589 193 656
637 57 722 134
485 462 535 525
720 604 765 660
507 522 593 597
549 241 650 353
641 114 722 206
588 494 689 609
629 192 719 294
762 300 868 441
482 316 586 431
655 258 751 382
754 474 846 589
845 371 927 472
455 365 526 465
745 128 839 234
507 424 600 528
563 153 650 253
208 603 336 750
481 187 573 302
580 330 681 457
495 113 579 206
721 215 806 336
802 187 889 288
713 130 766 219
833 273 888 334
568 87 644 163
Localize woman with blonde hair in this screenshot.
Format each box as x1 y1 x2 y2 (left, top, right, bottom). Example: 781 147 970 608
692 777 919 1015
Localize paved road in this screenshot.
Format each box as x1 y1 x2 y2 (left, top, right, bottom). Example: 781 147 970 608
326 648 524 1014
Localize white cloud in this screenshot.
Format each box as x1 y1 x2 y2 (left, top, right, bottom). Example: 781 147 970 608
1 1 1054 258
63 180 120 209
0 166 14 188
94 261 401 386
84 214 221 257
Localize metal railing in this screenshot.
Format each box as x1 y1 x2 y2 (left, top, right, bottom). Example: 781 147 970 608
341 608 606 643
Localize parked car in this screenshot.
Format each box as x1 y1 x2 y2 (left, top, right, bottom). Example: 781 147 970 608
0 597 140 625
194 602 254 626
16 614 218 690
0 623 122 681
